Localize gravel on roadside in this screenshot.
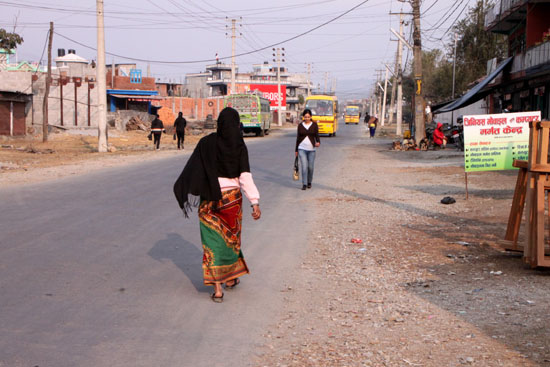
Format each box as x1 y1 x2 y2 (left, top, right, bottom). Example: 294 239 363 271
254 138 548 367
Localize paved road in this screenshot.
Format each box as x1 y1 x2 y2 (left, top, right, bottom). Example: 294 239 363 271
0 122 371 367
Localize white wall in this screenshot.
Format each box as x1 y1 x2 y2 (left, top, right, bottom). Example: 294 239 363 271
434 99 488 125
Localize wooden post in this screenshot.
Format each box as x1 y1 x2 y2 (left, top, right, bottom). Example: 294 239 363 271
60 77 64 126
464 172 469 200
42 22 53 142
73 78 78 126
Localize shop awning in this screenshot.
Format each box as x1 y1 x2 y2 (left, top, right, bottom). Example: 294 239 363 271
434 56 513 113
110 94 164 102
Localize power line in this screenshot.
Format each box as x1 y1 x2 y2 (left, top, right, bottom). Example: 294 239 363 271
53 0 371 65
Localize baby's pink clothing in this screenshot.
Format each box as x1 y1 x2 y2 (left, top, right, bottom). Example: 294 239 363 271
218 172 259 204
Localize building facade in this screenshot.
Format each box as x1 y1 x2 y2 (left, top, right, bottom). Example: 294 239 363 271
485 0 550 117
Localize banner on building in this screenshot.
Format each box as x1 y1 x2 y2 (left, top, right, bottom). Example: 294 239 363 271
248 84 286 110
463 111 540 172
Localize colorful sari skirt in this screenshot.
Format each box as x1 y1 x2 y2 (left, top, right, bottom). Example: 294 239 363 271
199 188 249 285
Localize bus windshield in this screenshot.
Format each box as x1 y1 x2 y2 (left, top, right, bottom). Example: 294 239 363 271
305 99 334 116
346 107 359 115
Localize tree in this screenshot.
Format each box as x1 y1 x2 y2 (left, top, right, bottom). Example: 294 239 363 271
452 0 507 96
0 28 23 50
402 0 507 107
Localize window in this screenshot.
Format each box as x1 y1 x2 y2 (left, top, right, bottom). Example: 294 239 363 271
130 69 142 84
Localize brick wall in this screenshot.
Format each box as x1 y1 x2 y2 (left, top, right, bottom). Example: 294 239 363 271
153 97 224 125
111 75 156 91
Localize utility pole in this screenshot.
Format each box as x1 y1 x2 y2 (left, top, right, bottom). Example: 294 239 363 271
411 0 425 142
306 63 311 96
451 32 458 126
324 72 329 94
226 18 241 95
381 67 389 127
42 22 53 142
96 0 108 152
273 47 285 126
396 13 405 136
388 12 406 128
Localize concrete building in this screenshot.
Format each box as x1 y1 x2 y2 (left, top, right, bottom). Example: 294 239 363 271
184 61 312 120
0 71 33 136
484 0 550 116
435 0 550 120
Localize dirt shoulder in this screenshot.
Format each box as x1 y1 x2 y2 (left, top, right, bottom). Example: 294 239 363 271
254 138 549 366
0 124 294 187
0 130 202 187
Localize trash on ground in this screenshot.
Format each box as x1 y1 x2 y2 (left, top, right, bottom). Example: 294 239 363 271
441 196 456 204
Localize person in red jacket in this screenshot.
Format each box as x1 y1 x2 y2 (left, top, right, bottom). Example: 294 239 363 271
433 122 447 149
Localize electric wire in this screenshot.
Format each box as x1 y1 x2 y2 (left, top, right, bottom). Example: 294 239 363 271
53 0 372 65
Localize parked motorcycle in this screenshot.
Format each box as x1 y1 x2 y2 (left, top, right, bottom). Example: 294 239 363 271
425 121 464 150
450 124 464 150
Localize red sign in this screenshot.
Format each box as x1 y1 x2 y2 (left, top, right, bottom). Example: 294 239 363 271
248 84 286 109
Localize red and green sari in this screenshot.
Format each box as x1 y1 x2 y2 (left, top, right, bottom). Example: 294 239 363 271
199 188 249 285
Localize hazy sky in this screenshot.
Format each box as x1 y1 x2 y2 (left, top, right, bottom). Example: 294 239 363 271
1 0 475 100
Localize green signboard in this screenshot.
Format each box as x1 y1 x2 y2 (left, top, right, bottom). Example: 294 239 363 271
464 112 540 172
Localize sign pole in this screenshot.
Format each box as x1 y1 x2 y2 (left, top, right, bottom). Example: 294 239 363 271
465 172 469 200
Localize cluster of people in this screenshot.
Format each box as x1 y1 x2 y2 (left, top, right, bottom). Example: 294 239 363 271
148 112 187 150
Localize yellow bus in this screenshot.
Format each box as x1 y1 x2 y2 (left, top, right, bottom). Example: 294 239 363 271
345 105 360 124
304 95 339 136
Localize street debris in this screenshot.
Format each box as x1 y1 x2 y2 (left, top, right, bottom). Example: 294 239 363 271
440 196 456 204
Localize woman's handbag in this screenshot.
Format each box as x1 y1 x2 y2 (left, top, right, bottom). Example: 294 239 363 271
293 157 299 181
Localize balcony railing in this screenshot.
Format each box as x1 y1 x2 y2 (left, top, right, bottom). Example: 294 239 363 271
510 41 550 73
485 0 527 28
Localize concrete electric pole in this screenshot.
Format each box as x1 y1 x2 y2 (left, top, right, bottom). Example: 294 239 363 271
306 63 312 97
96 0 108 152
273 47 285 126
226 18 241 95
388 12 406 131
411 0 426 142
42 22 53 143
381 68 389 127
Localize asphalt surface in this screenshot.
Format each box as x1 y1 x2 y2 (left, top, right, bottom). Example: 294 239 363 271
0 121 372 367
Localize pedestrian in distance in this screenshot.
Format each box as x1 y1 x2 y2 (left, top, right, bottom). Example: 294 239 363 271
367 115 378 138
173 112 187 150
295 109 320 190
150 114 165 150
173 107 261 303
363 112 371 127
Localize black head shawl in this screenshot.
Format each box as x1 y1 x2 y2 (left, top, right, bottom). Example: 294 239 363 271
216 107 250 177
173 107 250 217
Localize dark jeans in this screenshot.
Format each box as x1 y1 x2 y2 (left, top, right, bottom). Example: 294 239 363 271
298 149 316 186
369 127 376 137
153 133 161 149
176 131 185 149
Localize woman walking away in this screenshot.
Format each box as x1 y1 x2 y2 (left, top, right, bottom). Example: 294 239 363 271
173 112 187 150
367 115 378 138
151 114 165 150
173 107 261 303
295 109 320 190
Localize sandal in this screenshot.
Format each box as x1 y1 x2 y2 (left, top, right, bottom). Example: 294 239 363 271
225 278 240 289
211 292 224 303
